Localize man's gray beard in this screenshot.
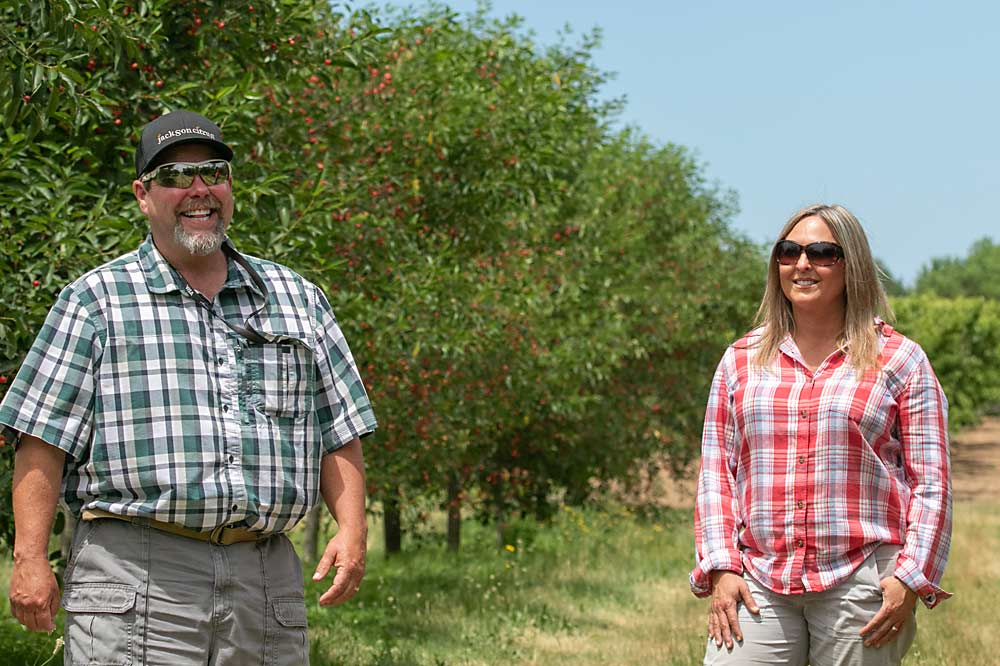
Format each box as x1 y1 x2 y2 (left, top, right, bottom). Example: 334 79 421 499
174 218 227 256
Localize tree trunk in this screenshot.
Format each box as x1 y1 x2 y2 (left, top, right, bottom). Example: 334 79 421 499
447 474 461 552
302 503 322 563
384 487 402 554
494 474 506 550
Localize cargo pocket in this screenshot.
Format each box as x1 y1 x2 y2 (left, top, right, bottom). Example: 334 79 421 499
269 597 309 666
63 583 137 666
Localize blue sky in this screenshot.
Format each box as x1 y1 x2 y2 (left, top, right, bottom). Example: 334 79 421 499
444 0 998 284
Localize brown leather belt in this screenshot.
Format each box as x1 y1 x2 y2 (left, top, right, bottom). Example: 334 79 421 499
81 508 267 546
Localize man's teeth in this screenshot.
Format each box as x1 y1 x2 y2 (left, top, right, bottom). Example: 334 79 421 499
183 209 212 218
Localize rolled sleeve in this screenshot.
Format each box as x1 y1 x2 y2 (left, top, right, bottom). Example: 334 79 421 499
691 353 744 597
895 348 953 609
312 287 377 453
0 287 100 458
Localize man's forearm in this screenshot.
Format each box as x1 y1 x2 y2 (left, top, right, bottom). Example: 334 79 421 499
12 434 66 563
320 438 367 535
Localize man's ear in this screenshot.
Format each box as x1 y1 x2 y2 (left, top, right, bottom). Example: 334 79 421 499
133 179 150 214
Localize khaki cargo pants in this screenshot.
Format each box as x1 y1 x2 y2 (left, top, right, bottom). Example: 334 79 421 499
61 518 310 665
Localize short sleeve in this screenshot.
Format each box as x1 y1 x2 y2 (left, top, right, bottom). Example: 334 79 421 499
311 286 377 453
0 287 101 459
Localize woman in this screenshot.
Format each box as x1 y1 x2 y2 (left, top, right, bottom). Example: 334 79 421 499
690 204 951 665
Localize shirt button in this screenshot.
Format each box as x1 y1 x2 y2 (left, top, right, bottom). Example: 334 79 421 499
228 455 234 463
796 539 804 548
217 356 225 365
222 404 230 413
800 410 808 419
798 456 805 464
232 504 238 512
796 500 805 509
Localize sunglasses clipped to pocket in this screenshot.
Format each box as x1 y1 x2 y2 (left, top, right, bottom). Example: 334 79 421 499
140 159 232 189
774 240 844 267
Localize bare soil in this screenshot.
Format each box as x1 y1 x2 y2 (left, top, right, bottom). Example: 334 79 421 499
949 415 1000 501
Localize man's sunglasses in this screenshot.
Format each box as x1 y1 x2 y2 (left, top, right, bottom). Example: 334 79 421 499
774 240 844 267
140 159 232 189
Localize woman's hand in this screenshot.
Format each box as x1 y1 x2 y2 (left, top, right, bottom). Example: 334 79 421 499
860 576 918 647
707 570 760 649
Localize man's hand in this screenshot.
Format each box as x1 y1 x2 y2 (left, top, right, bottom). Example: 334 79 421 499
312 528 366 606
707 570 759 649
860 576 918 648
9 555 60 632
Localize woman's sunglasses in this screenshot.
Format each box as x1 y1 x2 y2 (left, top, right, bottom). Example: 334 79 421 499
140 159 232 189
774 240 844 267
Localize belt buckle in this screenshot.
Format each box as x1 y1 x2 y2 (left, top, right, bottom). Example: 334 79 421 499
209 524 229 545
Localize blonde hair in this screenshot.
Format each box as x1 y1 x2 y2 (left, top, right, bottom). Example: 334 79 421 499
751 203 894 373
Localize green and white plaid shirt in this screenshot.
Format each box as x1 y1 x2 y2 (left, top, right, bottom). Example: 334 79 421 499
0 236 376 534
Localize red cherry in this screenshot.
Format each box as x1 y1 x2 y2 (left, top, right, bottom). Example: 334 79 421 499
0 376 7 384
155 80 163 87
32 279 40 286
131 62 139 69
22 95 30 102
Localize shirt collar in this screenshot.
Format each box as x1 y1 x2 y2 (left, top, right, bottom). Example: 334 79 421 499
138 234 263 298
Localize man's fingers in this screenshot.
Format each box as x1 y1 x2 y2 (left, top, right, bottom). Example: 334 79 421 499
11 599 55 633
312 547 337 581
48 589 60 620
318 566 354 606
24 609 52 633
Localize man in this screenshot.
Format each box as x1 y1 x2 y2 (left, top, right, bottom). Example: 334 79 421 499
1 110 377 665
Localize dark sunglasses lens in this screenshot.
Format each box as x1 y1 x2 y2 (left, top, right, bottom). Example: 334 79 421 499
806 242 841 266
199 161 230 185
775 241 802 265
154 161 230 188
155 164 193 188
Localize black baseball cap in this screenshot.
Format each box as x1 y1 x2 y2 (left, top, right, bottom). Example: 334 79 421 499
134 110 234 178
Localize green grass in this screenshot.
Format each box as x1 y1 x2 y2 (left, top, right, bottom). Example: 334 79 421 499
2 500 995 665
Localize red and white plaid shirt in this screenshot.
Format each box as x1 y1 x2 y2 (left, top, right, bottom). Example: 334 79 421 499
690 323 952 608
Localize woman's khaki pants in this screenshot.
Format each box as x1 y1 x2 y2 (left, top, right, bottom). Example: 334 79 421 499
704 545 916 666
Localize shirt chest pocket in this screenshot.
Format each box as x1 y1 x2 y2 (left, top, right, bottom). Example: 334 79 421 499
827 376 898 449
245 342 315 419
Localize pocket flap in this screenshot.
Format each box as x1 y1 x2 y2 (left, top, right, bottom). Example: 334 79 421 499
63 583 137 613
273 598 308 627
